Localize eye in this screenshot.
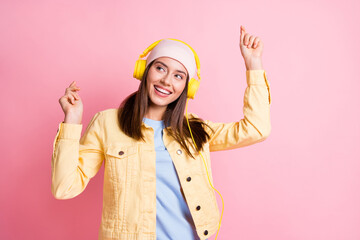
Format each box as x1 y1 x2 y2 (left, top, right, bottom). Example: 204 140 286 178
175 74 183 79
156 66 165 72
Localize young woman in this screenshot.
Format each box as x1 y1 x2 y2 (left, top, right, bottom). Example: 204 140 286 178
52 25 271 240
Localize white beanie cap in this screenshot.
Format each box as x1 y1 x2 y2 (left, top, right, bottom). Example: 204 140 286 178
145 39 197 80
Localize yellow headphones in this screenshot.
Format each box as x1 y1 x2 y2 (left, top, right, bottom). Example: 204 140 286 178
135 38 224 239
133 38 201 99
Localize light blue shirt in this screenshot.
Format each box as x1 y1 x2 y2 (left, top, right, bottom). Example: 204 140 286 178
143 117 203 240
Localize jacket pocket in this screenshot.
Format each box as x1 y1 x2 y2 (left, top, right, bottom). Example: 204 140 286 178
105 145 137 183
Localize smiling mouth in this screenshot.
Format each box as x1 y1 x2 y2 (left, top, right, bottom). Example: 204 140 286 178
154 85 172 95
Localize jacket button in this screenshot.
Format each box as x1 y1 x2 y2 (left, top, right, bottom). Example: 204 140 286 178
186 177 191 182
118 151 124 156
196 205 201 211
176 149 182 155
204 230 208 235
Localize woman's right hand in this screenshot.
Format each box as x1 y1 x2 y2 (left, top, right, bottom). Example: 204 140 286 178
59 81 83 124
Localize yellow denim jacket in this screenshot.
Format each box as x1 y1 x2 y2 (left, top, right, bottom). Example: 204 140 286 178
51 70 271 240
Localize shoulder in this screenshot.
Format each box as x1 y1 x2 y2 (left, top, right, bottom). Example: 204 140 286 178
89 108 119 124
186 112 200 119
186 112 210 124
97 108 118 117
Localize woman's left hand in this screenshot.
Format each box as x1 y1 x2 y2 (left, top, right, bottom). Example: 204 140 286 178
239 25 264 70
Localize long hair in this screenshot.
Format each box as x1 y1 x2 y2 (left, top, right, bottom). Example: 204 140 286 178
118 60 214 159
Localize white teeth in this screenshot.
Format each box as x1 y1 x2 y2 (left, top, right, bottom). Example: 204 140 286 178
155 86 171 95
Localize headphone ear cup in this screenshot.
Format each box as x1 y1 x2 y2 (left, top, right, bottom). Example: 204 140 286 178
187 78 200 99
133 59 147 80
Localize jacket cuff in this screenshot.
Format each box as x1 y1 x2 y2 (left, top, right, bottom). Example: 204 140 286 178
57 122 83 140
246 70 267 85
246 69 271 104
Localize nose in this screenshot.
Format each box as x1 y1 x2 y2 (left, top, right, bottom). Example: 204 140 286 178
160 72 172 86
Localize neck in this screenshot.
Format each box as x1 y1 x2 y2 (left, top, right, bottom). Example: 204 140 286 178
145 104 167 121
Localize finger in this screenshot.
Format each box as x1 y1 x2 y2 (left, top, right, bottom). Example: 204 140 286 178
70 92 79 100
244 33 251 46
240 25 246 44
70 83 80 89
67 97 74 105
67 94 75 104
241 25 246 33
71 86 80 91
69 82 80 91
253 37 260 48
66 86 80 94
248 35 256 48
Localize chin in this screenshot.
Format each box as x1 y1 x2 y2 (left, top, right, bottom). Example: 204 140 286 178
149 95 170 107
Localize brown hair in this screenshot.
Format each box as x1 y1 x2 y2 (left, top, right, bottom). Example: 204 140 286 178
117 60 214 159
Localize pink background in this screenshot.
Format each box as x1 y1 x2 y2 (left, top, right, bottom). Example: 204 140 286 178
1 0 359 239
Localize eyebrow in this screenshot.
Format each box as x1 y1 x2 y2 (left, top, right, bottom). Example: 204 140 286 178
154 60 187 77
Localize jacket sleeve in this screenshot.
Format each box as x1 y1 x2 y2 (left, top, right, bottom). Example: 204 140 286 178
200 70 272 152
51 111 105 199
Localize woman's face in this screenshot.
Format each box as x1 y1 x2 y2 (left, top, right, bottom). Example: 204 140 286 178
146 56 188 109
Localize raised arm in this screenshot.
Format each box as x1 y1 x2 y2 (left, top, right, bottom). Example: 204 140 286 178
204 69 271 151
198 26 271 151
52 81 104 199
51 111 105 199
